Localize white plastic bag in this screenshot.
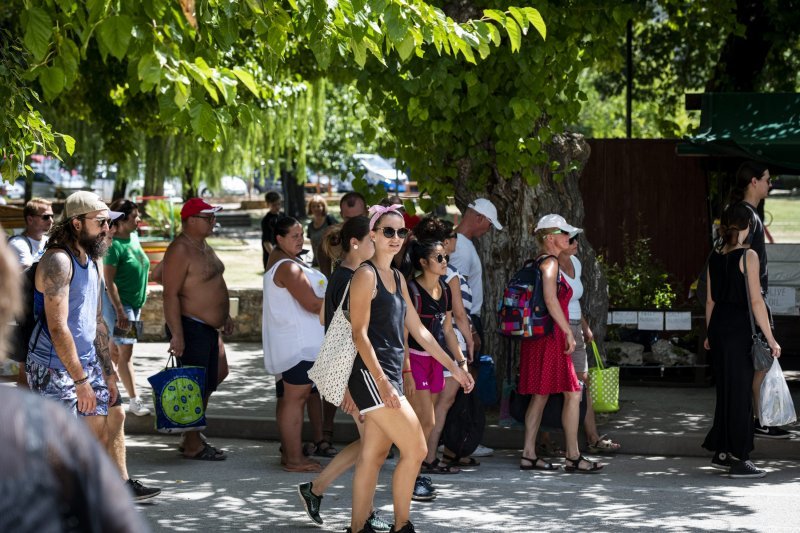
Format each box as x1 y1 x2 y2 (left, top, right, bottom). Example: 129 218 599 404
759 359 797 427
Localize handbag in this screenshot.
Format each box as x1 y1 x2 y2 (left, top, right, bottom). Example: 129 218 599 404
147 355 207 434
588 341 620 413
742 254 773 371
308 280 358 405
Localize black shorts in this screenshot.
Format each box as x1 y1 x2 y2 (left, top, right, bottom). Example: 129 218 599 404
275 361 317 398
166 316 220 395
347 356 403 415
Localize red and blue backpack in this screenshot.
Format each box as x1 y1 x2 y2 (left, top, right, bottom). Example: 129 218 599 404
497 255 555 338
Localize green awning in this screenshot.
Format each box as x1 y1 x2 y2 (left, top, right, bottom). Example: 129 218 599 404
677 93 800 172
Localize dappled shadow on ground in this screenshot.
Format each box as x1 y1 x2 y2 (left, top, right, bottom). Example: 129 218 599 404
128 437 800 532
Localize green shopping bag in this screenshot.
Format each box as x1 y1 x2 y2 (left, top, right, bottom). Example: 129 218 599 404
588 341 619 413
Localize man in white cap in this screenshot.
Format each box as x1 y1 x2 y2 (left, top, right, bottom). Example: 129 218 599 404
162 197 234 460
449 197 503 346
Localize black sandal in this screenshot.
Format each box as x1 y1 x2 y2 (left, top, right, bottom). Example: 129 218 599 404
421 458 461 475
442 453 480 467
564 455 603 473
520 456 557 471
313 440 339 458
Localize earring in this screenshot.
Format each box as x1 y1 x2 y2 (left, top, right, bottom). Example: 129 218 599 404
353 244 359 250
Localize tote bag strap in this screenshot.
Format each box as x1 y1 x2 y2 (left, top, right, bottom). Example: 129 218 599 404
741 251 759 340
591 341 604 370
335 280 353 313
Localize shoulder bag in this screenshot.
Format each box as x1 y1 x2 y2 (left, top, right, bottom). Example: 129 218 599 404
742 251 773 371
308 280 358 405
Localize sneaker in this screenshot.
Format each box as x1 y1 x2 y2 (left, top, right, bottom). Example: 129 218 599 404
411 477 436 501
367 510 391 532
471 444 494 458
710 451 732 471
418 475 436 493
128 397 151 416
126 479 161 501
754 422 792 439
390 521 417 533
297 482 323 526
728 459 766 479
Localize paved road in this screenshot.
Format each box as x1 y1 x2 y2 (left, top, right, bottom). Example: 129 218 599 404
130 436 800 532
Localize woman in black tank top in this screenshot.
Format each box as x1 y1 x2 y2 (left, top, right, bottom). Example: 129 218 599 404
347 205 474 533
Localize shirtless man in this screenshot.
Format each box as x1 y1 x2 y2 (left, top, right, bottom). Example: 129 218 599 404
162 198 235 460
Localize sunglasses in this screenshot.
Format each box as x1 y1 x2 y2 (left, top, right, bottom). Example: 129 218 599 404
569 236 577 244
37 214 54 221
79 216 110 227
432 253 450 264
375 227 410 239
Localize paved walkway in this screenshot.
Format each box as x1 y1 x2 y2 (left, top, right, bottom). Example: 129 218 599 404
124 342 800 459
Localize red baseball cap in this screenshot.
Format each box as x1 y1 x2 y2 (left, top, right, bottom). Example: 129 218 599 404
181 198 223 219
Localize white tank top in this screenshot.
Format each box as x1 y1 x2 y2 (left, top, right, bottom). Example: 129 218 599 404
262 259 326 375
562 255 583 321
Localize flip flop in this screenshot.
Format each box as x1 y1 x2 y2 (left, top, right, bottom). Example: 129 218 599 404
185 443 227 461
520 456 558 471
283 461 323 473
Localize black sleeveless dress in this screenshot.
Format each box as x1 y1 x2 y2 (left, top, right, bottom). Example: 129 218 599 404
348 261 407 414
702 248 755 460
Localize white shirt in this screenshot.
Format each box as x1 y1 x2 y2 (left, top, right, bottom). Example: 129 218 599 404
262 259 326 375
561 255 584 321
448 234 483 316
8 234 47 268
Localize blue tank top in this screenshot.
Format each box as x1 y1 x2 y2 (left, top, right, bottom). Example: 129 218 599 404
28 247 99 370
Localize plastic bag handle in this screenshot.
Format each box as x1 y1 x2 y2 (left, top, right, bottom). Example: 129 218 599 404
165 354 178 370
591 341 604 370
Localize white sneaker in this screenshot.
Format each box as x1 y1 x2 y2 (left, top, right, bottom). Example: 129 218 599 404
471 444 494 458
128 397 151 416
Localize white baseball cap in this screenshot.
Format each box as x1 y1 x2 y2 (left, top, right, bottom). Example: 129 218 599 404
468 198 503 230
534 214 583 238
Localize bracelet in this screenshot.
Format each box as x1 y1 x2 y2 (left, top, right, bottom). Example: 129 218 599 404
456 359 468 368
402 370 413 374
74 375 90 386
374 374 389 383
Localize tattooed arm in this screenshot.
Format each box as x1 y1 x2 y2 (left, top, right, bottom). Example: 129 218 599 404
36 249 96 414
96 263 119 405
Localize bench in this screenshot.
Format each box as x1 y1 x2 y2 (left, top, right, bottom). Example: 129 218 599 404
0 205 25 232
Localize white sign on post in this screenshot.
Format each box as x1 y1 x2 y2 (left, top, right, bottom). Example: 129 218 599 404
665 311 692 331
637 311 664 331
766 286 798 316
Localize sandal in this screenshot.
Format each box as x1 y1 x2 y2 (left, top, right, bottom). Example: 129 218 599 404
442 454 480 467
185 443 227 461
283 461 323 473
520 456 557 471
588 434 621 454
313 440 339 458
421 458 460 475
564 455 603 473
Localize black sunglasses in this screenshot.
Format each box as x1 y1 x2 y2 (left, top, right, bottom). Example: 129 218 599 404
432 253 450 264
375 227 410 239
37 214 54 221
569 236 577 244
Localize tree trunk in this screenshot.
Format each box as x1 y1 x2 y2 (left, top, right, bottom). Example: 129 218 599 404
281 169 306 220
144 135 167 197
453 133 608 385
112 161 128 201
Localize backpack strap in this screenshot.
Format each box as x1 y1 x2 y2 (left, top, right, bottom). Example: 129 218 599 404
439 278 450 312
409 278 423 315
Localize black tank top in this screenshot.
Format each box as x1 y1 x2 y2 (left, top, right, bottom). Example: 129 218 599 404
362 260 406 385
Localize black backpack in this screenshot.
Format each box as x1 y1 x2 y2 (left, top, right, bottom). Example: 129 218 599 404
8 246 73 363
442 389 485 459
408 278 452 356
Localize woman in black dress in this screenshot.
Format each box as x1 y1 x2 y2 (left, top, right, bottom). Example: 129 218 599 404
702 203 781 478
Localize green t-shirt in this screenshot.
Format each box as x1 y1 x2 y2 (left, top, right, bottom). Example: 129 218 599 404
104 233 150 309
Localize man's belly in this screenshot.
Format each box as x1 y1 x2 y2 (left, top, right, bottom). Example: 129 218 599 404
179 283 229 329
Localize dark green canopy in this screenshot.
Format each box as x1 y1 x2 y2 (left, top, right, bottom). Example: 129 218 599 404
677 93 800 172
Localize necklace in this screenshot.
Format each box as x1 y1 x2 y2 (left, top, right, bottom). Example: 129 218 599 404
181 233 207 251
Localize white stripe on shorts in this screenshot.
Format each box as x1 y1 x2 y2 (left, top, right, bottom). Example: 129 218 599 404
361 369 381 405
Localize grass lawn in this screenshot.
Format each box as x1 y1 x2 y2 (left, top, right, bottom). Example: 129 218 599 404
766 195 800 243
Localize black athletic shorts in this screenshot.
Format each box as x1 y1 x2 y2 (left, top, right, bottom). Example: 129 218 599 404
347 356 403 415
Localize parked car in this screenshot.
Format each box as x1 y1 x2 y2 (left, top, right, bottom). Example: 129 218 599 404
125 178 182 202
771 175 800 194
200 175 248 197
339 154 409 193
14 172 91 200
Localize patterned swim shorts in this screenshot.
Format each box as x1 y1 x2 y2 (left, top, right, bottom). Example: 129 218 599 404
27 358 111 417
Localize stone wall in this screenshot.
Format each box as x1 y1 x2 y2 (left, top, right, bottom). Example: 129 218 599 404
140 286 263 342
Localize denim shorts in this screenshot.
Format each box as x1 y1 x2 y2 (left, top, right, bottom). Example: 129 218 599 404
102 291 142 345
27 358 113 417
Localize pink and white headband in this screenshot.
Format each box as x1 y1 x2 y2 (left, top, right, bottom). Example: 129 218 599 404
368 204 403 230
